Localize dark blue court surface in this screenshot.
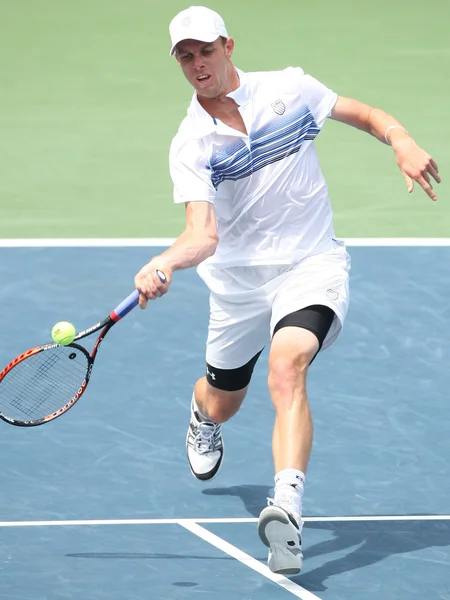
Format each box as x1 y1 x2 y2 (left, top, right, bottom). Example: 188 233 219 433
0 245 449 600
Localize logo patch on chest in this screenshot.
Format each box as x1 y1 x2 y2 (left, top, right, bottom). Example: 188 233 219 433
271 99 286 115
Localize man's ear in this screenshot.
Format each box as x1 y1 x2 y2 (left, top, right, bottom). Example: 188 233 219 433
224 37 234 58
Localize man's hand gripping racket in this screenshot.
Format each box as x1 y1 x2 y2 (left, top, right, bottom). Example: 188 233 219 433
0 271 166 427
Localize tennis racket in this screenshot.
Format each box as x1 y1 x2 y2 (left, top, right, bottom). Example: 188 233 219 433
0 273 165 427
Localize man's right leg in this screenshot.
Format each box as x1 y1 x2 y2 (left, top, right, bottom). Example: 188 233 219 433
193 376 246 424
187 280 270 481
187 378 246 481
187 351 262 481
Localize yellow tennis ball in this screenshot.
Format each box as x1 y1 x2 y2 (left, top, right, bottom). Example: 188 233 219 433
51 321 76 346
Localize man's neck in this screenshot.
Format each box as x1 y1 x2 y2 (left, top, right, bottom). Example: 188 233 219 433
198 66 240 113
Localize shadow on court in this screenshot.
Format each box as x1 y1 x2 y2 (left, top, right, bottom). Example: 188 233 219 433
297 519 450 592
204 485 450 592
203 484 272 517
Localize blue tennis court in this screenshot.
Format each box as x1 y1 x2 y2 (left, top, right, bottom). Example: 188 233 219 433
0 244 449 600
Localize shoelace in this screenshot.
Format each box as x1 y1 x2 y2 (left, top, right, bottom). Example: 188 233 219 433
195 422 219 454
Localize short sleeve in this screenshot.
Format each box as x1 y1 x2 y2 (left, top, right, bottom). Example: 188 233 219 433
169 133 216 205
283 67 338 128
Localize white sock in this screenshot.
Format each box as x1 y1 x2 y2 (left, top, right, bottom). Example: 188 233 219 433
192 393 213 422
273 468 305 525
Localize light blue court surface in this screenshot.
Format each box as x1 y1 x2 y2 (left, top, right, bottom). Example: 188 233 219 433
0 246 450 600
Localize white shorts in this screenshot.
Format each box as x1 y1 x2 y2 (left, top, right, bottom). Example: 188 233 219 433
198 240 351 370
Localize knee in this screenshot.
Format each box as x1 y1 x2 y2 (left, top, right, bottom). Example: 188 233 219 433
268 352 310 398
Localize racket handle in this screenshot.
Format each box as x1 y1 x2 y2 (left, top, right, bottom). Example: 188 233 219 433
110 271 167 321
111 290 140 321
156 270 167 283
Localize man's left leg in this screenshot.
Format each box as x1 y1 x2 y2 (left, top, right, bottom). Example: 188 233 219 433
257 305 335 575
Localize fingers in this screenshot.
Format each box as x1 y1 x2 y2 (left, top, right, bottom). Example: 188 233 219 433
139 292 148 310
422 170 431 187
134 267 169 308
416 173 437 201
427 161 441 184
419 156 440 198
404 173 414 193
397 145 441 200
430 157 439 174
403 160 439 201
417 162 439 200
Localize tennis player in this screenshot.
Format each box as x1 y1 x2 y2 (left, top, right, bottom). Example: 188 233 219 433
134 6 440 575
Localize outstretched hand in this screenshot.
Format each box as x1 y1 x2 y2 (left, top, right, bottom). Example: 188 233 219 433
392 137 441 201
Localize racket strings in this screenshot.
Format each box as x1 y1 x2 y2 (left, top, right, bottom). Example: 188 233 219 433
0 347 90 421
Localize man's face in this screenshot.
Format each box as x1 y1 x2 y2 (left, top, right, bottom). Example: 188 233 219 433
175 37 234 99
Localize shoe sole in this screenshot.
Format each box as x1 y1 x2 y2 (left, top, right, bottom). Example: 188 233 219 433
258 506 302 575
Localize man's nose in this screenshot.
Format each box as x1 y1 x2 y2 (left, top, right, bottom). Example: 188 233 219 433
192 54 204 70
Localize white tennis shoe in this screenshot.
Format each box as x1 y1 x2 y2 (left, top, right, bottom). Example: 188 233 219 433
257 504 303 575
186 398 223 481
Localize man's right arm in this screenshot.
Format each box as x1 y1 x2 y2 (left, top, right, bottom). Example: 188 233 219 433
134 200 218 307
158 200 219 270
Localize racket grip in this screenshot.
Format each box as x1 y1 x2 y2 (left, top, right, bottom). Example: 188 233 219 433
111 290 140 321
110 272 167 321
156 270 167 283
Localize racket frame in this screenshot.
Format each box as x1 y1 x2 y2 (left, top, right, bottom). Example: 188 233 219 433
0 287 145 427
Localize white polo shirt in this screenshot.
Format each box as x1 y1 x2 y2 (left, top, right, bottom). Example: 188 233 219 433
169 66 338 273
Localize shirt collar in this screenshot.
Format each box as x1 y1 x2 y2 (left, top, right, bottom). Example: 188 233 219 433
187 67 249 139
226 68 249 106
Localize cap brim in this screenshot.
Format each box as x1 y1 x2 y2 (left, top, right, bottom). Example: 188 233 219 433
169 33 220 56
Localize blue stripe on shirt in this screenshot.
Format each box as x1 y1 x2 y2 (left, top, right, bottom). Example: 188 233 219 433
210 104 320 189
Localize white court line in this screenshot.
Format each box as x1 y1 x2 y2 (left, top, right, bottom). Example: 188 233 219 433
0 517 255 527
1 238 450 247
179 520 321 600
0 515 449 527
304 515 450 522
342 238 450 247
0 238 177 247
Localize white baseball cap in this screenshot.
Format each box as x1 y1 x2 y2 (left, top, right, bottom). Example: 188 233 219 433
169 6 228 56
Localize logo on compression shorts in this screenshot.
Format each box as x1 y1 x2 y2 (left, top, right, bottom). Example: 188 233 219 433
206 367 216 381
271 99 286 115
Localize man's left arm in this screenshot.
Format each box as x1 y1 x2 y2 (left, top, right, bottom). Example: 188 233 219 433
330 96 441 200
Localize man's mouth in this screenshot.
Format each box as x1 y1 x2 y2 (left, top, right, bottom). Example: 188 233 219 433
197 74 211 84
